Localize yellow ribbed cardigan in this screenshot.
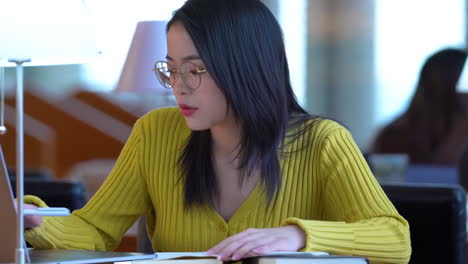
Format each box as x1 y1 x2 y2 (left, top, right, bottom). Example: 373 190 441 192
25 107 411 264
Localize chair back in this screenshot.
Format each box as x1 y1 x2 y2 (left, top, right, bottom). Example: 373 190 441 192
458 145 468 191
381 183 466 264
9 177 87 210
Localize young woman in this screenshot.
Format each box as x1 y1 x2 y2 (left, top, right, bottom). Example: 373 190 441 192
372 48 468 165
24 0 411 263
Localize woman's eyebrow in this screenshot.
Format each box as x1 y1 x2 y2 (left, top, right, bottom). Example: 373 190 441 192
166 55 203 61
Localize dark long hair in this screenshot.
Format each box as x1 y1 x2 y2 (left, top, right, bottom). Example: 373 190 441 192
405 48 466 156
407 49 466 121
168 0 313 208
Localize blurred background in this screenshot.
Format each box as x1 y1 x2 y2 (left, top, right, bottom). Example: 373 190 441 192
1 0 465 155
0 0 466 254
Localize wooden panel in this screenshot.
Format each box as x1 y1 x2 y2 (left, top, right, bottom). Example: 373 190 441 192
72 90 139 124
0 104 56 176
114 235 137 252
5 89 128 178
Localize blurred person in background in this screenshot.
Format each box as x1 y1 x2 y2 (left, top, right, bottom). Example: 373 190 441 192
371 48 468 166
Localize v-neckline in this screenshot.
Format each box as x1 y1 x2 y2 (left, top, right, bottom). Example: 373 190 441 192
207 181 263 226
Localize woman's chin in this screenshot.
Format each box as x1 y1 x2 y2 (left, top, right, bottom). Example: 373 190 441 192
185 120 209 131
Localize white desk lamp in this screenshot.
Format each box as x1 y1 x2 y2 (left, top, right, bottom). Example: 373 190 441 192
0 1 97 263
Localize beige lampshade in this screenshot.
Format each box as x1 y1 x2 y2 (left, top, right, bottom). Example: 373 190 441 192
116 20 169 93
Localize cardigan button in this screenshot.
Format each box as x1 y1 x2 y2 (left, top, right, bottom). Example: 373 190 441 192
219 224 227 232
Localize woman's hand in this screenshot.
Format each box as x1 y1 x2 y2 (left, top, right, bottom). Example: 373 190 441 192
207 225 306 261
23 204 43 229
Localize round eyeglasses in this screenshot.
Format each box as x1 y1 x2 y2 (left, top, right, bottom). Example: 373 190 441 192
153 61 207 90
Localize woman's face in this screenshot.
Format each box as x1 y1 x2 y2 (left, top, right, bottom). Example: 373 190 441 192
166 22 232 131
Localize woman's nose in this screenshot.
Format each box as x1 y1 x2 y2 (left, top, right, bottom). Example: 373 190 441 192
172 75 190 95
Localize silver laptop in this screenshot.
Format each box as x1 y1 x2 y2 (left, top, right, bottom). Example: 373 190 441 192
0 146 155 264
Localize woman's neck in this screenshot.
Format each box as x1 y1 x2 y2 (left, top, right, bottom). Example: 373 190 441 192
210 116 242 162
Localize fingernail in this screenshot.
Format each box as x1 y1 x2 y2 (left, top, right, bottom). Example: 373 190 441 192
216 255 224 260
253 248 262 254
232 254 240 261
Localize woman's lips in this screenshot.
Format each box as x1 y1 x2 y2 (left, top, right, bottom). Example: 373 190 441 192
179 104 198 116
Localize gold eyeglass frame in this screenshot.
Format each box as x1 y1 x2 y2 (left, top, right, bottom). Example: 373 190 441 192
152 61 207 90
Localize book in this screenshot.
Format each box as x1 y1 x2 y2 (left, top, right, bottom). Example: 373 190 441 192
128 251 357 264
129 257 221 264
129 252 219 264
154 251 329 260
154 252 215 260
243 254 369 264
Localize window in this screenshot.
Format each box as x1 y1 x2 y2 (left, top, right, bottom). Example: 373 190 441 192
374 0 466 125
278 0 307 106
82 0 186 91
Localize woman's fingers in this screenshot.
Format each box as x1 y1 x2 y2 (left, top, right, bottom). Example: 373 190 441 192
208 228 259 255
24 204 43 229
229 234 276 260
208 225 306 261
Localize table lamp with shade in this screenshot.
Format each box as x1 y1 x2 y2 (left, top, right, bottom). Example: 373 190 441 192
115 20 173 102
0 1 98 263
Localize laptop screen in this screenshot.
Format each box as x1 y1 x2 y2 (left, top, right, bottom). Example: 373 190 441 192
0 146 19 263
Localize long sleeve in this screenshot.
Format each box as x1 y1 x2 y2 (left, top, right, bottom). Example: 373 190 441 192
25 118 152 251
283 126 411 264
